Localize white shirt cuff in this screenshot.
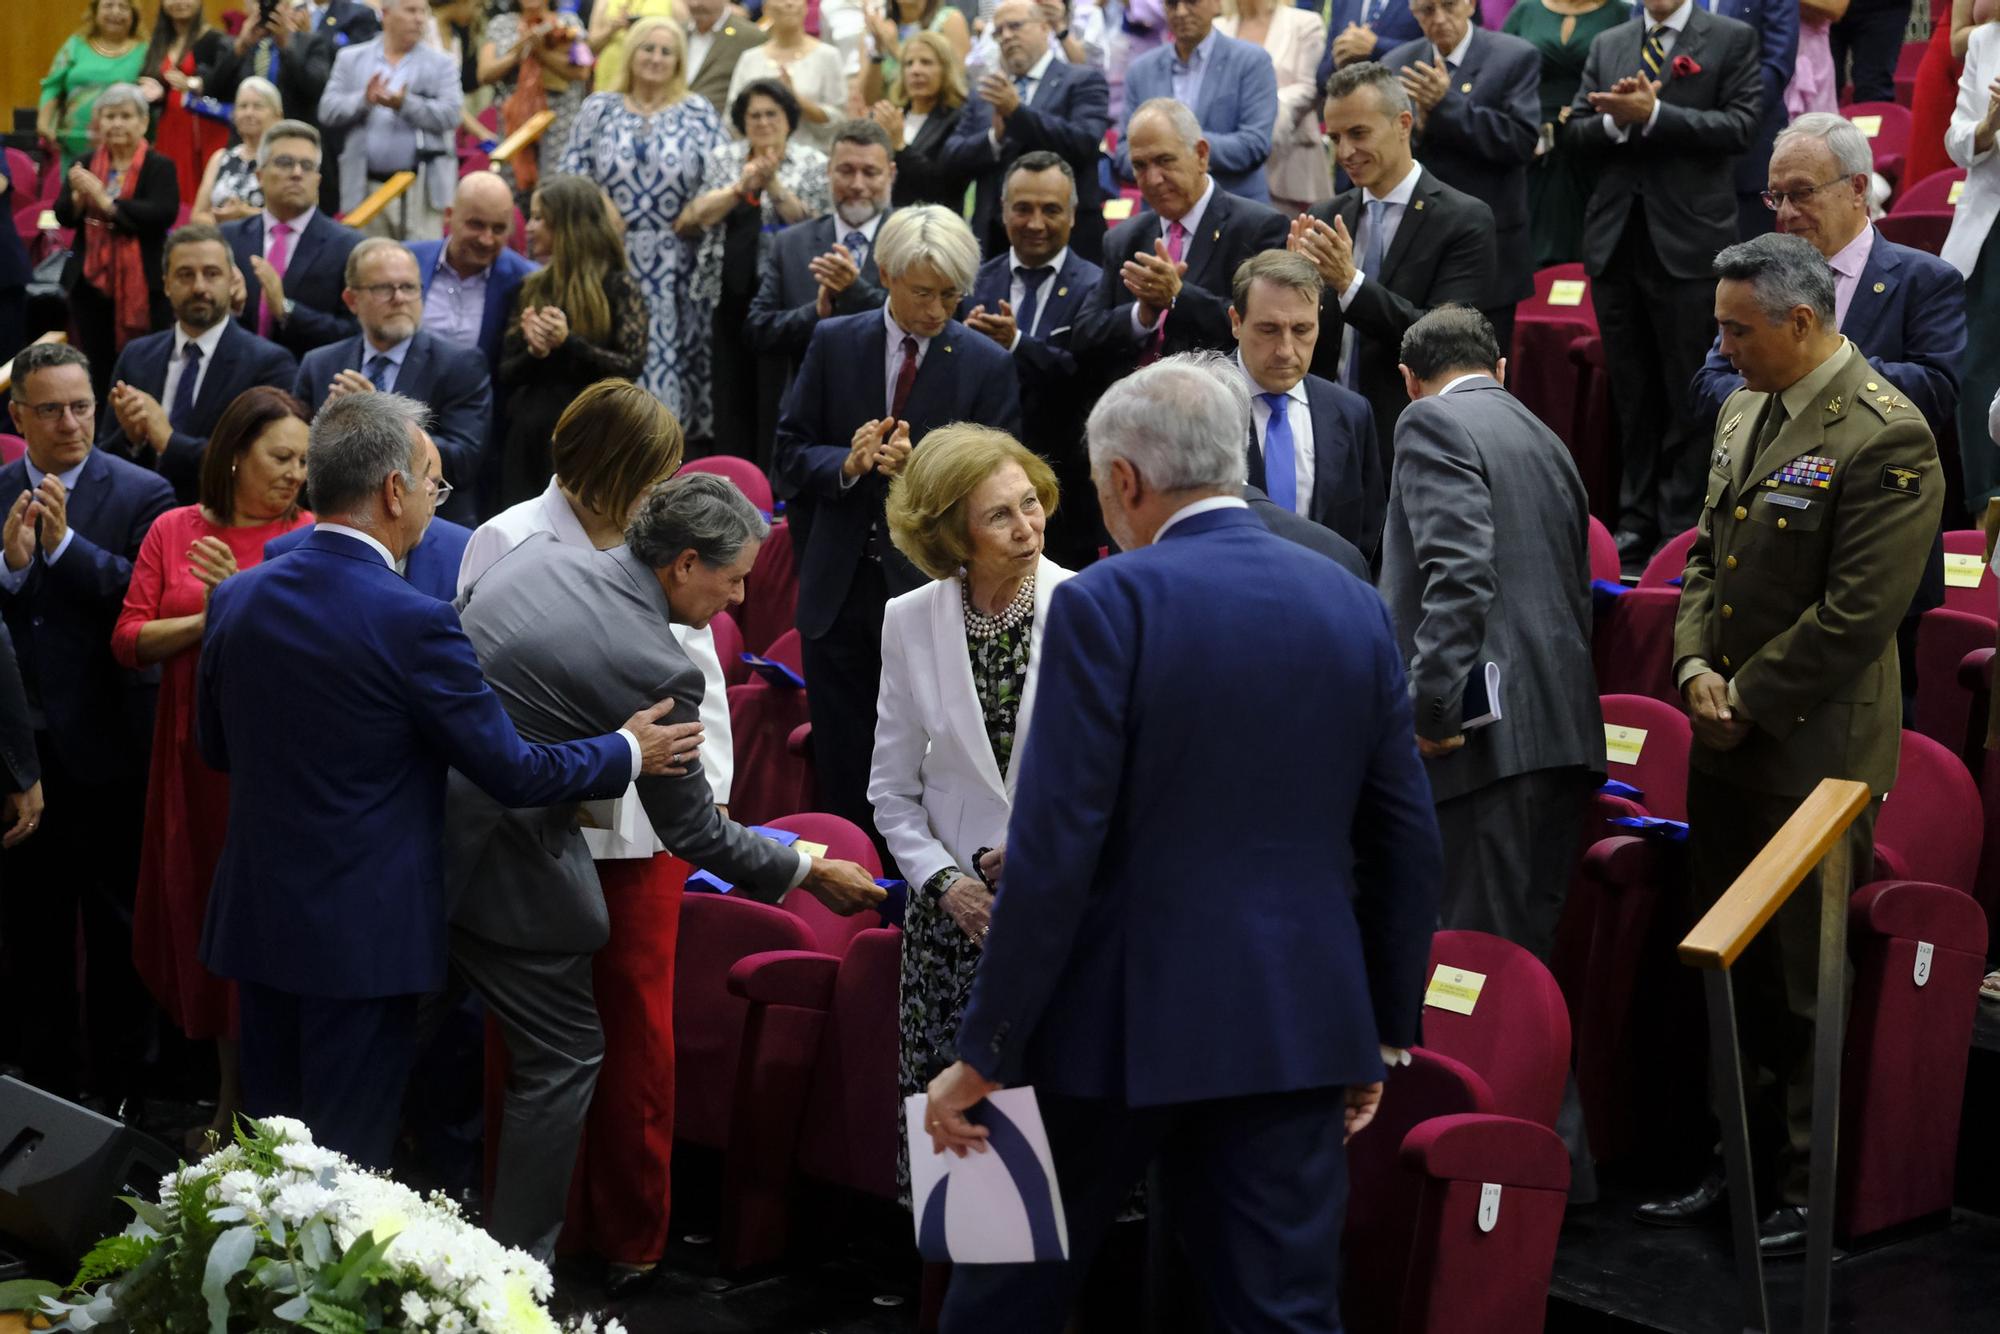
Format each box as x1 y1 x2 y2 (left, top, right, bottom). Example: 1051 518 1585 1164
1008 326 1023 352
1642 98 1662 135
1601 111 1629 143
618 727 642 780
988 128 1002 153
788 848 812 889
0 560 28 592
1337 270 1365 310
43 530 75 567
1129 302 1165 337
1380 1045 1411 1068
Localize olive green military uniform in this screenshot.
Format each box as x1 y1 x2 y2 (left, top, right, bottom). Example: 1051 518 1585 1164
1672 338 1942 1206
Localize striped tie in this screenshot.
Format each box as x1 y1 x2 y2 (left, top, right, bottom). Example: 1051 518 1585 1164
1640 25 1667 79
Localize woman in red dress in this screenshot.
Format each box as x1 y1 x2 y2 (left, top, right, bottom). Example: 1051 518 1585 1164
112 387 312 1147
138 0 230 208
1907 0 1995 187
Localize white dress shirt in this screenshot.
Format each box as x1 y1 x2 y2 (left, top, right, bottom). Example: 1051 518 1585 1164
0 454 87 590
161 319 232 421
1338 161 1422 309
1437 372 1491 396
1153 493 1249 540
687 18 722 81
1603 0 1692 141
1006 245 1070 347
1239 353 1315 516
1130 176 1218 337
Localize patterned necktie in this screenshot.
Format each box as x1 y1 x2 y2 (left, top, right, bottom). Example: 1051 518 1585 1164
1259 392 1298 514
844 229 868 270
366 352 394 394
258 221 294 338
1143 220 1188 364
1013 265 1055 341
891 335 919 419
169 341 202 430
1345 200 1388 387
1641 25 1668 79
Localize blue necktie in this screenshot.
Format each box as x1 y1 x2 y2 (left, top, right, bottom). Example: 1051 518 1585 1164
1013 265 1054 341
366 352 394 394
1259 392 1298 514
844 229 869 269
168 341 202 430
1345 199 1389 388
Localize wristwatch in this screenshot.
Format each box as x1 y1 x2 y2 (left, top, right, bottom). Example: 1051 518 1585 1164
281 297 296 321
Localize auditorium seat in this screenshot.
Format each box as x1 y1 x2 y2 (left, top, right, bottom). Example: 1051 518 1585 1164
1840 101 1912 183
1876 210 1954 256
1586 516 1620 586
1838 879 1988 1241
1894 40 1926 107
1592 586 1682 707
726 640 814 825
719 926 904 1272
1422 932 1570 1128
763 811 884 957
1894 167 1967 213
1914 608 1995 755
711 608 748 689
1872 729 1982 893
679 455 776 516
0 434 23 466
737 518 800 657
1599 692 1691 821
1939 529 1994 617
1512 264 1595 449
1636 527 1697 588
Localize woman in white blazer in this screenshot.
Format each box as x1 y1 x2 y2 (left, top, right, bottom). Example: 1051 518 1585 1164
1218 0 1333 213
870 423 1073 1198
1943 18 2000 504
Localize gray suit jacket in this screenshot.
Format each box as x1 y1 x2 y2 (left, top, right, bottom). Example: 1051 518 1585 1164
1378 377 1604 804
320 39 466 212
443 535 799 952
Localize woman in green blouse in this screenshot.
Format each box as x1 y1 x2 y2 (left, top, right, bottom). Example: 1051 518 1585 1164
40 0 150 168
1502 0 1626 266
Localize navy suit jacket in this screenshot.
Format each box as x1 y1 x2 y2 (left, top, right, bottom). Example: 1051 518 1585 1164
1117 34 1280 202
221 211 365 359
264 515 473 602
1381 28 1540 304
745 212 891 366
196 527 632 998
1244 373 1386 558
405 241 539 379
97 321 299 501
1317 0 1424 94
293 331 492 523
941 59 1112 260
954 505 1442 1102
1711 0 1799 196
773 311 1022 638
1690 230 1966 431
0 450 175 779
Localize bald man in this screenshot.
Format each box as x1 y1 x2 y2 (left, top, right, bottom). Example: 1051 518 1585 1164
407 172 540 378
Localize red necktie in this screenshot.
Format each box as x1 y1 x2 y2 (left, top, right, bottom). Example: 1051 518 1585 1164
891 335 919 420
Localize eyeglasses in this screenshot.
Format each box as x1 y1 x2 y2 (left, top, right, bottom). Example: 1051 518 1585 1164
18 399 96 423
1760 178 1848 210
356 282 422 299
425 475 453 509
265 154 321 175
1161 0 1204 9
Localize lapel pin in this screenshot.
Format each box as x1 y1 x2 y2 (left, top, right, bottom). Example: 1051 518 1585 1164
1721 412 1741 436
1413 199 1425 211
1212 228 1220 241
943 344 952 353
1057 286 1067 296
1872 281 1885 293
1460 81 1472 92
1825 395 1841 414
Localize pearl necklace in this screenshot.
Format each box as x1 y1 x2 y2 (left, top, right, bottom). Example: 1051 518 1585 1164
962 572 1035 641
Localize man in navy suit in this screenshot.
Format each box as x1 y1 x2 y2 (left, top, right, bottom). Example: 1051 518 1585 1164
223 120 366 359
1381 0 1540 351
293 239 491 522
265 514 472 601
0 343 175 1104
0 151 30 362
406 172 539 380
774 206 1021 839
1075 101 1291 367
1318 0 1424 94
1710 0 1799 239
925 353 1442 1332
1231 249 1384 558
99 225 299 502
1116 0 1279 201
960 153 1109 567
942 0 1112 262
197 391 699 1167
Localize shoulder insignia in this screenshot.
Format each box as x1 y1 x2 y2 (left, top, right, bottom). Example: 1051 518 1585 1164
1825 395 1841 415
1881 464 1922 495
1875 391 1907 412
1865 381 1880 392
1721 412 1742 437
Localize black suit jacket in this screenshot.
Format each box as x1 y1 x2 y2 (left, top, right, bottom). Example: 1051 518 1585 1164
222 210 364 358
1381 28 1540 305
54 154 181 308
294 331 491 522
744 212 891 367
97 321 299 501
1072 186 1290 369
1245 484 1370 580
773 311 1023 638
1562 8 1763 280
1304 172 1496 469
941 58 1112 262
0 618 36 794
892 108 976 212
1243 373 1386 559
208 26 339 135
0 450 175 779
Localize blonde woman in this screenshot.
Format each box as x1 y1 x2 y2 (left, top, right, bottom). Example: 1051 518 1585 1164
726 0 850 151
561 17 727 427
191 75 280 224
1217 0 1330 213
868 29 973 209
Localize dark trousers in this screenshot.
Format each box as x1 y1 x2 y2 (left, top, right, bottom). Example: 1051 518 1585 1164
1485 303 1517 372
942 1086 1350 1334
800 559 889 842
1686 774 1877 1207
1435 765 1593 963
1829 0 1915 103
1592 204 1719 546
0 735 149 1101
237 981 419 1169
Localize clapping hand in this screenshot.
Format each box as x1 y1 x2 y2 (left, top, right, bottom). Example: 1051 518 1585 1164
1121 238 1184 323
365 72 406 110
808 243 862 295
874 420 913 476
325 368 377 402
5 475 73 570
1586 74 1659 128
1287 212 1355 291
740 147 780 193
109 381 172 454
978 70 1022 118
67 163 111 214
843 418 894 478
1397 58 1448 119
1976 76 2000 153
188 535 239 604
1331 21 1375 66
621 699 704 776
248 255 288 323
869 100 907 150
137 75 167 103
964 299 1017 349
522 306 569 357
2 491 37 573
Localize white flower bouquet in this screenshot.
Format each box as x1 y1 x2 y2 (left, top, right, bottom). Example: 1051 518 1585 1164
17 1117 625 1334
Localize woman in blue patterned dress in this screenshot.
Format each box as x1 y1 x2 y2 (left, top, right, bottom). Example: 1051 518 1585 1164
559 16 725 424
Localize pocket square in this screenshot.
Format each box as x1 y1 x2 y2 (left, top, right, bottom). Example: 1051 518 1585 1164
1670 54 1701 77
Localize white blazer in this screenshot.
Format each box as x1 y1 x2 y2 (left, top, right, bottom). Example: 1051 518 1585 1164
1218 6 1333 208
1942 23 2000 278
868 557 1074 890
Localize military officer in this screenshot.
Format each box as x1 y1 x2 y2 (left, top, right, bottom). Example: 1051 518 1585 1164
1638 234 1942 1255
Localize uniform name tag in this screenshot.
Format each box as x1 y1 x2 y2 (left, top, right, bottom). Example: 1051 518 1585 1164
1605 724 1647 764
1424 965 1486 1015
1764 493 1811 510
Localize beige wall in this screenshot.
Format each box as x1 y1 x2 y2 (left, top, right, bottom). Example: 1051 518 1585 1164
5 0 239 141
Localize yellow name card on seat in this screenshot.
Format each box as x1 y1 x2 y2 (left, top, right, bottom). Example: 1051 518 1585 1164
1425 965 1487 1016
1851 114 1882 137
796 839 830 859
1950 179 1965 205
1604 724 1648 765
1944 552 1986 588
1103 198 1135 222
1546 279 1587 306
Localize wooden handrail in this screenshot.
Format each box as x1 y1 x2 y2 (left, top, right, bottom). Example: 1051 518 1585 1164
489 110 556 166
0 331 71 398
341 171 418 230
1677 777 1871 970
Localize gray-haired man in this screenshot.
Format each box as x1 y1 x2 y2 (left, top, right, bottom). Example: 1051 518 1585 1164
445 472 885 1260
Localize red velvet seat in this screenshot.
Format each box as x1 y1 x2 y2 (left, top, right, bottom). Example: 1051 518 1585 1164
1566 335 1616 522
1422 932 1570 1128
1636 527 1697 589
1956 648 2000 931
1591 586 1682 707
709 609 747 690
762 812 883 957
1875 210 1953 256
1894 167 1967 212
0 434 23 466
1599 692 1691 821
737 518 799 656
1586 516 1620 586
1837 880 1988 1241
1939 529 1994 617
679 455 776 515
1841 101 1912 182
1872 730 1982 893
1913 608 1995 755
719 926 904 1272
726 681 813 826
1511 264 1595 449
1893 40 1927 107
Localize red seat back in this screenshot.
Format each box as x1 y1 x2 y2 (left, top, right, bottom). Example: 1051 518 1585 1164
1422 932 1571 1128
1586 516 1620 586
0 434 24 465
726 675 815 825
679 456 776 515
1940 529 1994 617
1872 730 1982 893
763 812 884 957
1592 586 1683 707
1874 210 1952 256
1912 608 1995 757
738 518 799 656
792 926 904 1199
1841 101 1912 178
1636 527 1698 588
760 626 805 676
1894 167 1966 213
709 608 748 689
1599 693 1692 821
673 894 817 1149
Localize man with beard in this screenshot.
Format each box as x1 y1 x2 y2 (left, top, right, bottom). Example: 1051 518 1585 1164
100 225 299 504
293 238 491 522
